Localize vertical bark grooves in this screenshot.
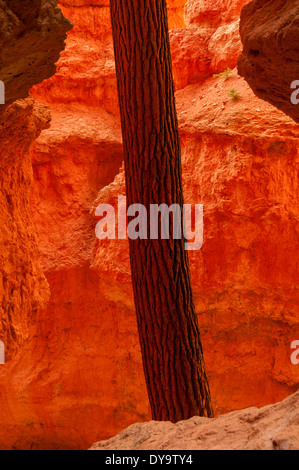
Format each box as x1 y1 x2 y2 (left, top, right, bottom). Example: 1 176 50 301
110 0 213 421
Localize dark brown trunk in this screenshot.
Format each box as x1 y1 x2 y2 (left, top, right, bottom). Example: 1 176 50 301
110 0 213 421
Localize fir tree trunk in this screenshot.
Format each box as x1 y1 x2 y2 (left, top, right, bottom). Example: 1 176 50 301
110 0 213 421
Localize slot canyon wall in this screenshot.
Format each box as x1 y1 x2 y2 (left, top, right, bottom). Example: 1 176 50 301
0 0 71 359
0 0 299 450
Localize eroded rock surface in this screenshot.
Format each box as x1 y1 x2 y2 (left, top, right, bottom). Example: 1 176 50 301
0 0 72 421
170 0 251 89
238 0 299 123
0 0 71 358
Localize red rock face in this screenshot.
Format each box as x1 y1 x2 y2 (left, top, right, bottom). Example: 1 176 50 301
238 0 299 123
0 0 299 450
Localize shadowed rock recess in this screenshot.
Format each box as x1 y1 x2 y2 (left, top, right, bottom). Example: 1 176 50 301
0 0 299 451
0 0 72 106
238 0 299 123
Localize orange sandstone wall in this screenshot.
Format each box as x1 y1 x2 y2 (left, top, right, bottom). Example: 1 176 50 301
31 0 186 111
93 69 299 414
0 0 70 359
0 100 50 361
0 0 298 450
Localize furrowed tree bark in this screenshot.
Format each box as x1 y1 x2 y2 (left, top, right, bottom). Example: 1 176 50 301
110 0 213 421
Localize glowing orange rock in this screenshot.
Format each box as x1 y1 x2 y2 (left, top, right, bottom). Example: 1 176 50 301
170 0 252 90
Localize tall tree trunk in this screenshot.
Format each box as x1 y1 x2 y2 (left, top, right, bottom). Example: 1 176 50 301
110 0 213 421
